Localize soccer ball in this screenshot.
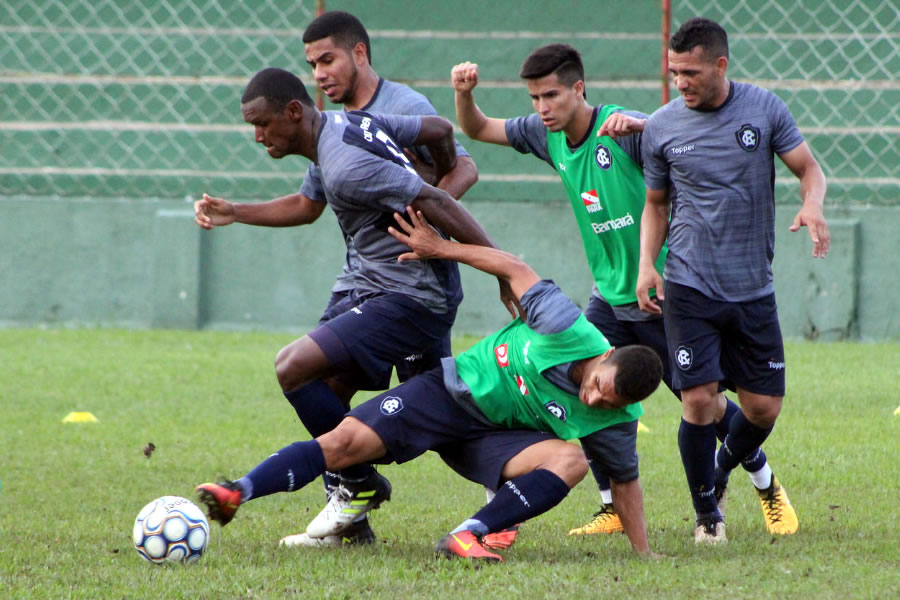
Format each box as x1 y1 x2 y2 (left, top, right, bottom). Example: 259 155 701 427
133 496 210 564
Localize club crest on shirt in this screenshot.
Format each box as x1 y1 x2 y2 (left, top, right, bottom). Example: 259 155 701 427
380 396 404 415
595 143 612 169
545 401 567 421
735 124 761 152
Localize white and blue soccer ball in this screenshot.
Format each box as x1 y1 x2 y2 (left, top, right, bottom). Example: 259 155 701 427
133 496 210 564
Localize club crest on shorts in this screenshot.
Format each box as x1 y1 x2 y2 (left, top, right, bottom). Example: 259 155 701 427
595 143 612 169
675 345 693 370
545 401 567 421
735 123 761 152
380 396 403 415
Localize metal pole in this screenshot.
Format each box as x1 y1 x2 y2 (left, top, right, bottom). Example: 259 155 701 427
315 0 325 110
661 0 670 105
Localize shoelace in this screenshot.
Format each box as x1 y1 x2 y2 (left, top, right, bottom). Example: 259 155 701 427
324 485 354 513
761 488 784 523
591 505 616 522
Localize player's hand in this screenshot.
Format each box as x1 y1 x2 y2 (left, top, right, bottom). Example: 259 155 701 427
451 62 480 94
636 266 664 315
388 206 445 261
789 204 830 258
498 277 523 320
598 113 646 139
194 193 236 229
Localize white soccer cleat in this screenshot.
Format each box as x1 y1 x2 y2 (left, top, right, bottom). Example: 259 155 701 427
305 471 391 539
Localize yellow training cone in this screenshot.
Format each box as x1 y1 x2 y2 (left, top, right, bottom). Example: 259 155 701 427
637 421 650 433
62 411 98 423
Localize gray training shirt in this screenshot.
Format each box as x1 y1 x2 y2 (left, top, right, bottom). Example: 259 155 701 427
303 78 470 295
642 81 804 302
302 110 462 314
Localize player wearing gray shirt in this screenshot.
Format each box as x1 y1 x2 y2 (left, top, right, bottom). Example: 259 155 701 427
642 81 803 302
303 78 473 297
195 67 512 547
636 18 829 545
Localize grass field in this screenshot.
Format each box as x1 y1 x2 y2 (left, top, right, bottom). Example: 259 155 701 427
0 329 897 599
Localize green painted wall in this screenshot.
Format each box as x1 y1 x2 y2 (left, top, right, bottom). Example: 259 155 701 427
1 196 897 340
2 1 897 339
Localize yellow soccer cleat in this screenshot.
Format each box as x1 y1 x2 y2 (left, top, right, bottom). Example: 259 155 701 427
757 475 799 535
568 503 624 535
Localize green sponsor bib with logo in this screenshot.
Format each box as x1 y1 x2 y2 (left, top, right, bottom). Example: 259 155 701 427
454 314 642 439
547 105 667 305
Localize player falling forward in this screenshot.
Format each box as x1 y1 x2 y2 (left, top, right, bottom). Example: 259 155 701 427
452 43 785 538
197 206 664 562
195 66 515 544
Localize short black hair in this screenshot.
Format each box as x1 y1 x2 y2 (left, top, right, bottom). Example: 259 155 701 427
609 345 663 405
670 17 729 61
302 10 372 65
241 67 314 110
519 43 585 88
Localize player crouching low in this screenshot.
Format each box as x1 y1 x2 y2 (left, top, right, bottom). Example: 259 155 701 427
197 207 663 562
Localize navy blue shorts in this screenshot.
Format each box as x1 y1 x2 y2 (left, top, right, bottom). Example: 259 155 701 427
663 281 785 396
584 296 677 398
348 366 557 490
310 293 455 391
578 420 639 482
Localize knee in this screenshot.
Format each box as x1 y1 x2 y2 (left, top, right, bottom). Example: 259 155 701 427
681 386 719 423
741 396 782 428
317 422 357 471
274 345 296 390
551 444 589 488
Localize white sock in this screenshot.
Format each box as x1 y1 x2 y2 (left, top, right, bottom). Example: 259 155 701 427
748 463 773 490
600 488 613 505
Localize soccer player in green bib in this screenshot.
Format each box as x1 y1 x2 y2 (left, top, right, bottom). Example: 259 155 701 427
197 206 663 562
452 43 780 536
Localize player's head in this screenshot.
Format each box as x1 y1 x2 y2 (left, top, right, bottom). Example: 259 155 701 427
519 44 587 132
579 346 662 409
241 67 315 159
668 18 730 110
303 11 372 104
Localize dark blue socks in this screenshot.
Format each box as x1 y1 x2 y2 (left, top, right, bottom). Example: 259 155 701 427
716 410 773 474
283 380 374 485
678 419 719 516
468 469 570 534
715 398 769 474
237 440 326 501
283 380 347 437
588 461 613 503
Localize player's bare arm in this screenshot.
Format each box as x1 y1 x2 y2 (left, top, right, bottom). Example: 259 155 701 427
636 187 670 314
412 115 458 181
451 61 511 146
436 155 478 200
409 184 521 317
779 141 830 258
194 192 326 230
389 206 540 300
597 113 646 139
